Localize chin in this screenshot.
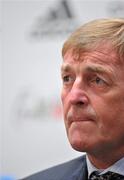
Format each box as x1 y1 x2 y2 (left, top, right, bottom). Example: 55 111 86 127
68 133 88 152
71 143 85 152
70 139 94 153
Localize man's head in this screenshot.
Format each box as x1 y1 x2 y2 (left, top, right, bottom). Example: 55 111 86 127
61 18 124 166
62 18 124 61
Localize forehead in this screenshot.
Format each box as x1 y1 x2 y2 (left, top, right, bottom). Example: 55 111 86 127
63 47 119 66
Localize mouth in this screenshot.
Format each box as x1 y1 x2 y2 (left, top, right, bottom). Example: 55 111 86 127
68 116 94 124
66 109 97 126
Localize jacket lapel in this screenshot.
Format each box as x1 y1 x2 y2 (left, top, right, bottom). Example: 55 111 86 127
67 155 88 180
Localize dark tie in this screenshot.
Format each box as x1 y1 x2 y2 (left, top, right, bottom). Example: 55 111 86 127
89 171 124 180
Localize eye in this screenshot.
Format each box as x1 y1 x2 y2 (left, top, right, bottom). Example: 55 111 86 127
95 77 105 85
63 76 70 82
62 75 74 84
91 76 107 86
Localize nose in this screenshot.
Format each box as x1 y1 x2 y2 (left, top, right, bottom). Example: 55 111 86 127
69 80 89 106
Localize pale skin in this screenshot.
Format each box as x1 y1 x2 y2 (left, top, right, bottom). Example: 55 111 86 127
61 45 124 169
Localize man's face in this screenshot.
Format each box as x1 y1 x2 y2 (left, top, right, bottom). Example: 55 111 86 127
61 46 124 156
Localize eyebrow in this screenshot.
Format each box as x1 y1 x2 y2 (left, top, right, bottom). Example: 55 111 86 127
61 63 114 77
84 65 108 74
61 63 73 73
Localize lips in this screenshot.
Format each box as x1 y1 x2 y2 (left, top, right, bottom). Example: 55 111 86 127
67 113 95 125
66 107 97 126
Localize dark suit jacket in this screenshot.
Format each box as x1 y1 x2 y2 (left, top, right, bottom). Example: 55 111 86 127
21 155 88 180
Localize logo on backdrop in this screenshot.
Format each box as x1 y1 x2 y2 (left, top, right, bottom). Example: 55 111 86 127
28 0 78 40
13 89 62 122
107 1 124 17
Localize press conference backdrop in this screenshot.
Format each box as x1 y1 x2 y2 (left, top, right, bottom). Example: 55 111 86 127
1 0 124 179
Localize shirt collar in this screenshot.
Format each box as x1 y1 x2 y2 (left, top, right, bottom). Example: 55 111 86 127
86 155 124 177
86 155 103 177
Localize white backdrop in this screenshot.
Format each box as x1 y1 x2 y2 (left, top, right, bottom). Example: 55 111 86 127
1 0 124 179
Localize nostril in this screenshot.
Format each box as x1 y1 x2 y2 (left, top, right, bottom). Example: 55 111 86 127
77 101 84 106
69 90 89 106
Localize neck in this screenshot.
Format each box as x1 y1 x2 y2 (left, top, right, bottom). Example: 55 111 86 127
87 150 124 169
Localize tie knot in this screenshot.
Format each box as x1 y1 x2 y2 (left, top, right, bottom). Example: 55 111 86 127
89 171 124 180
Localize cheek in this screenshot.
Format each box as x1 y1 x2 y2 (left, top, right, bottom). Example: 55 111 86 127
61 90 71 130
92 94 124 130
61 88 67 103
61 90 68 118
61 88 70 107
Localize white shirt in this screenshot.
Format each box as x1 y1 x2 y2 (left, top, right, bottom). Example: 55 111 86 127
86 155 124 177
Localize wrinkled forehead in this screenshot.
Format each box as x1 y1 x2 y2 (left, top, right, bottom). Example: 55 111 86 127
63 44 120 66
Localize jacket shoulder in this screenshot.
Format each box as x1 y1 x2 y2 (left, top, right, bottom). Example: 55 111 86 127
21 155 86 180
